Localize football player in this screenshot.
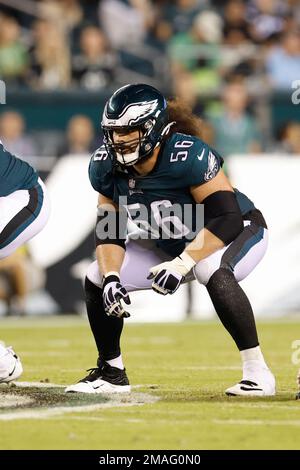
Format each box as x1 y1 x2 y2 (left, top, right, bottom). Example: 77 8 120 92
0 141 50 384
297 370 300 400
66 84 275 396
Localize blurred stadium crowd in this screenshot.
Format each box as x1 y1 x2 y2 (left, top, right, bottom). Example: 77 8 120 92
0 0 299 159
0 0 299 316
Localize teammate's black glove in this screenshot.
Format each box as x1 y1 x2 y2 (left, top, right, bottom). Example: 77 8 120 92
102 272 131 318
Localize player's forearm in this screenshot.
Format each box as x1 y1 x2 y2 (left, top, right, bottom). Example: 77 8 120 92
166 208 243 278
184 228 225 264
96 244 125 277
181 190 244 268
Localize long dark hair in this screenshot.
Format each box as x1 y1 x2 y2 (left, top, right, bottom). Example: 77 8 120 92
167 98 203 139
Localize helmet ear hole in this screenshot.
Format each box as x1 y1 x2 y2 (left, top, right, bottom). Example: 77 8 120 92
144 119 154 132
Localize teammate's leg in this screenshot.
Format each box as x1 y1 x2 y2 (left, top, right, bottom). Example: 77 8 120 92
194 221 275 396
0 342 23 383
0 178 50 382
0 178 50 259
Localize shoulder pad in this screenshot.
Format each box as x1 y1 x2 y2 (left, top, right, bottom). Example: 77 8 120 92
89 146 114 198
165 134 223 187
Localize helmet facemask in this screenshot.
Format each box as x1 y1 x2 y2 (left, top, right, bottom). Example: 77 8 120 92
103 119 156 167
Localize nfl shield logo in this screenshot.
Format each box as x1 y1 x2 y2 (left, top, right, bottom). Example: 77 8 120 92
129 179 135 189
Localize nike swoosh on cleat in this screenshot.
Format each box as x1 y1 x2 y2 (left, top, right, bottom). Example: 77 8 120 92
240 386 263 391
8 363 17 377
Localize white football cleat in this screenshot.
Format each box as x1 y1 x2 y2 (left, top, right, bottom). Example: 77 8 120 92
0 346 23 383
225 368 276 397
65 362 131 394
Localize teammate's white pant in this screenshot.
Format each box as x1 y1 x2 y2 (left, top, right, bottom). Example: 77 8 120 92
0 178 50 383
0 178 50 259
87 221 268 290
0 343 23 383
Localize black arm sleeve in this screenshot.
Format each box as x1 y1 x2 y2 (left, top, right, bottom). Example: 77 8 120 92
95 207 127 250
203 191 244 245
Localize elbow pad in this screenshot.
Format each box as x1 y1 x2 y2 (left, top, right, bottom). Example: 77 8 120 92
95 207 127 250
203 191 243 245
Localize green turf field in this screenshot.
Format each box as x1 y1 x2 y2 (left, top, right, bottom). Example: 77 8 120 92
0 316 300 450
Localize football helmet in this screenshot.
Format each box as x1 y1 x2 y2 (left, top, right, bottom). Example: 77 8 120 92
101 83 171 166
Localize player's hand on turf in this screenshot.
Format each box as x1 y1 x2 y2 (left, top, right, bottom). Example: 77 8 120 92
102 273 131 318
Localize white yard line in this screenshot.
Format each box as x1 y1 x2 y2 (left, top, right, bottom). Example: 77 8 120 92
213 419 300 426
184 366 241 371
0 381 158 421
13 381 65 388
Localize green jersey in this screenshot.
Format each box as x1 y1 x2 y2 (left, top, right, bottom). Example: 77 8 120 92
0 142 38 197
89 133 255 257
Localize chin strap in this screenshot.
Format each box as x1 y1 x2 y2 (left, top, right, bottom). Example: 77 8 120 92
115 121 177 167
159 121 176 139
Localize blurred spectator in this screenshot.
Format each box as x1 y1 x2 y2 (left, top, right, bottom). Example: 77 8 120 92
277 122 300 154
160 0 209 36
72 26 117 90
0 249 27 316
168 10 222 93
200 120 215 147
0 111 37 158
220 0 258 80
38 0 83 36
99 0 154 48
266 31 300 89
0 15 28 84
28 19 71 89
220 0 256 78
57 115 96 156
172 71 205 115
208 82 262 156
246 0 288 43
223 0 251 41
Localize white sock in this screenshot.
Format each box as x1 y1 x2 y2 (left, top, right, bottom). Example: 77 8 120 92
106 355 124 370
240 346 269 379
241 345 267 365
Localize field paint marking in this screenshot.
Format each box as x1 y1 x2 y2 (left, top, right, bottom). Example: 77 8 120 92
0 402 142 421
57 415 193 425
0 381 158 421
45 340 71 347
15 382 149 390
214 419 300 426
0 319 87 329
0 394 34 408
21 351 75 357
184 366 240 371
3 382 149 390
128 336 173 345
135 365 241 371
13 381 65 388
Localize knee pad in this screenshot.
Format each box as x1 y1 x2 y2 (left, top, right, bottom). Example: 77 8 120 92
194 255 229 286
